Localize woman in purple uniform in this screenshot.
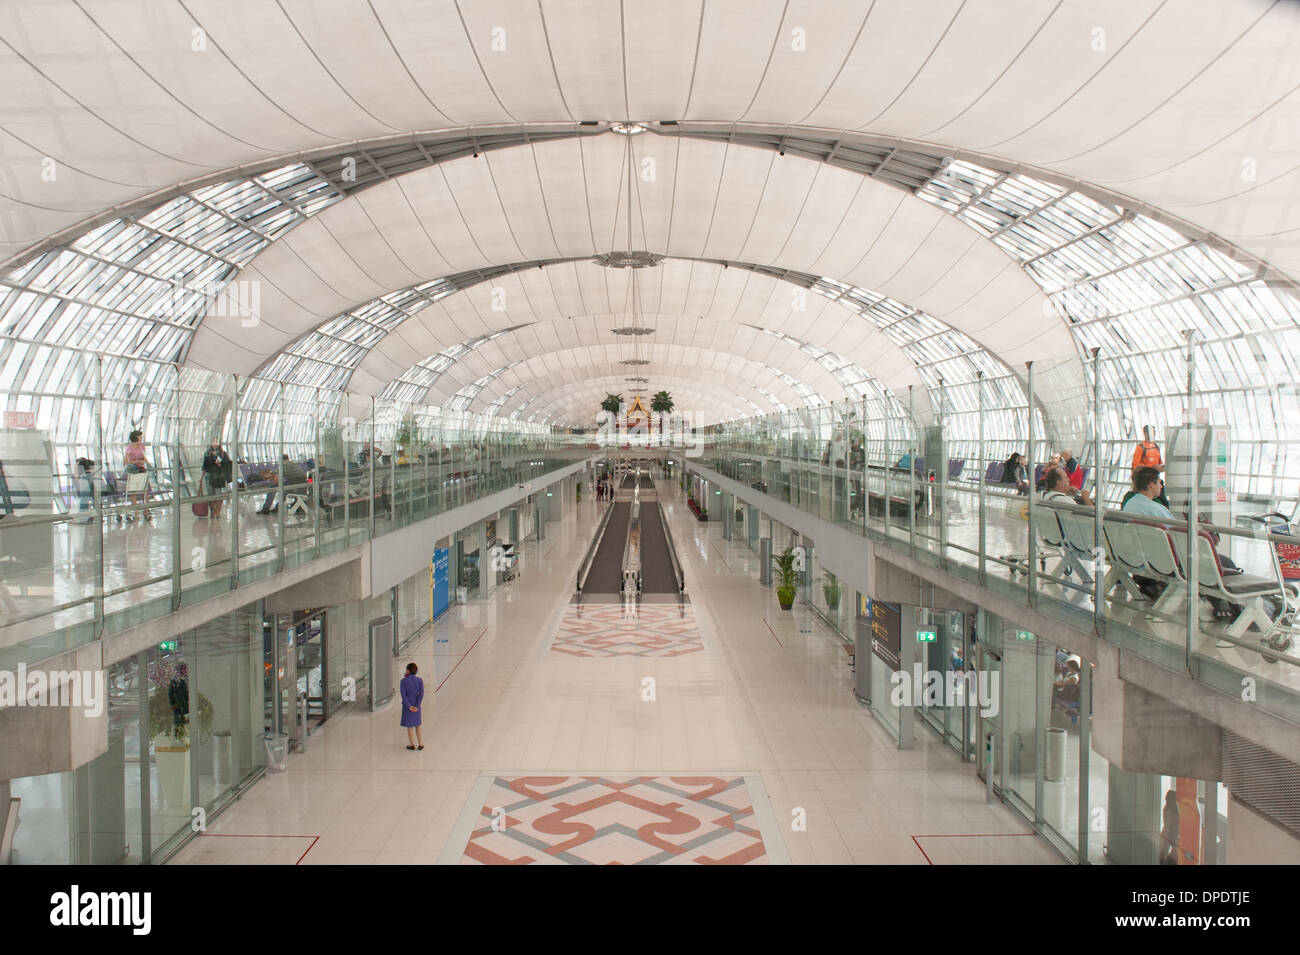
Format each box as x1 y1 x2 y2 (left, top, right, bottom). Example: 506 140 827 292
400 662 424 751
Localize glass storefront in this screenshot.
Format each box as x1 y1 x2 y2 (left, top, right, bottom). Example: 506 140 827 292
8 602 263 865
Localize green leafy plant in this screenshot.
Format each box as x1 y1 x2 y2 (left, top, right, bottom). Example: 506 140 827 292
148 687 214 748
772 546 799 610
823 571 841 610
651 391 674 414
600 393 623 415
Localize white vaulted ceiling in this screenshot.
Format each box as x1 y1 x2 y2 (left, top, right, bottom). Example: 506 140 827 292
3 0 1299 277
4 0 1300 430
180 135 1057 415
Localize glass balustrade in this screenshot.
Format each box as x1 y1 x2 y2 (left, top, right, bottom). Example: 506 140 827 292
689 350 1300 725
0 342 592 671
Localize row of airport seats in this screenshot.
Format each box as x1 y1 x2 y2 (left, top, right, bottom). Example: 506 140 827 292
1032 502 1290 642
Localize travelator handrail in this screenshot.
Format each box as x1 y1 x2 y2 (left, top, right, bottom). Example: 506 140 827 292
622 497 641 595
575 500 616 593
658 499 686 594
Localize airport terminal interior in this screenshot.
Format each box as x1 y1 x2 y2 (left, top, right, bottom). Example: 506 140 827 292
2 0 1300 866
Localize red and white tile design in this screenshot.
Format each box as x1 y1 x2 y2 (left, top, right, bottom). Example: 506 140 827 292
456 775 770 864
551 603 703 657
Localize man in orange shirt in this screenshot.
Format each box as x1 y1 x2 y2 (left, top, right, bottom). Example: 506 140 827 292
1132 425 1163 471
1131 426 1168 507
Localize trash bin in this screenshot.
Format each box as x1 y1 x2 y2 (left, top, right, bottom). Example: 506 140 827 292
455 586 468 604
212 730 233 788
1045 727 1067 782
262 732 289 773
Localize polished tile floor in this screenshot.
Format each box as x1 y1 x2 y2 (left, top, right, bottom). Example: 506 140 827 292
170 480 1062 865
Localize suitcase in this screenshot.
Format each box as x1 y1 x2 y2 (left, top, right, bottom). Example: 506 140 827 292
191 500 209 518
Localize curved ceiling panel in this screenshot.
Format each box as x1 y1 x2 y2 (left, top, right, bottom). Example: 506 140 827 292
406 342 836 421
3 0 1299 280
337 257 930 403
185 133 1063 379
498 368 781 423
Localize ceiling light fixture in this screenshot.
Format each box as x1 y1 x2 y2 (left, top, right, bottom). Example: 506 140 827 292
593 250 662 269
611 122 648 135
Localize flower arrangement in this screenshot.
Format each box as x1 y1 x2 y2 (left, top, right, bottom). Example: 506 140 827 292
147 659 214 747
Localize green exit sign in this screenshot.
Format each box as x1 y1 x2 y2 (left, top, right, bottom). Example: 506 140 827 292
1016 630 1035 641
916 629 937 644
158 640 177 652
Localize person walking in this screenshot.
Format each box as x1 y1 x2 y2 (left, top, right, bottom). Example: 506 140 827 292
400 662 424 750
201 438 233 519
123 429 151 522
1160 789 1180 865
74 457 96 523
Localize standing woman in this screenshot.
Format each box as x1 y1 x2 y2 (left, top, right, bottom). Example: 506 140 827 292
400 662 424 751
123 429 152 522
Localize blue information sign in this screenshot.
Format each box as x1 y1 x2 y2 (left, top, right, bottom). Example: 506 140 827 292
432 547 450 620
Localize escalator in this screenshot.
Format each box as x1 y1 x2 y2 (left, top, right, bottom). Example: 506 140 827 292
638 501 680 593
578 465 682 597
578 501 630 594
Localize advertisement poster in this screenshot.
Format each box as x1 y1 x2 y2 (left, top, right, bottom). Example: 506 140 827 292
431 547 450 621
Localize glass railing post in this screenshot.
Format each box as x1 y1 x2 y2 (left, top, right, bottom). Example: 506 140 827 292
343 411 352 547
422 422 430 517
1092 349 1104 630
171 370 182 610
884 415 892 540
977 371 986 584
312 387 321 559
938 377 948 565
367 397 376 537
93 355 104 632
908 386 916 552
1026 361 1038 607
1185 333 1199 672
277 381 286 571
230 375 240 589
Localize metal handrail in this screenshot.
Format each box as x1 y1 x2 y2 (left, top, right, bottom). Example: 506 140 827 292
658 498 686 594
622 491 641 595
575 499 616 593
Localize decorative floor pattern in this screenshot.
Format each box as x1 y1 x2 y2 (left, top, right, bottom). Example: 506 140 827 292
453 775 771 865
551 603 703 657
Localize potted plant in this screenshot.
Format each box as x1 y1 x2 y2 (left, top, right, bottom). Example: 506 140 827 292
823 571 841 611
651 391 674 435
772 546 799 610
147 661 214 813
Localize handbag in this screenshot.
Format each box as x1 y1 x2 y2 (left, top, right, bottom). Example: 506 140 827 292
191 500 209 518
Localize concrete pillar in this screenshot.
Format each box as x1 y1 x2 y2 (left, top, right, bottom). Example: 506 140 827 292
1092 652 1223 778
0 647 109 779
1105 767 1161 865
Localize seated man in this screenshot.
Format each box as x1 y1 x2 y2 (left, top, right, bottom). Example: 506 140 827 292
1122 467 1173 600
1040 465 1092 508
257 454 308 514
1035 453 1063 491
1122 466 1174 520
1123 466 1238 618
1060 449 1085 490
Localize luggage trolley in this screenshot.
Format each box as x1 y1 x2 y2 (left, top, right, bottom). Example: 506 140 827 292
1240 509 1300 660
